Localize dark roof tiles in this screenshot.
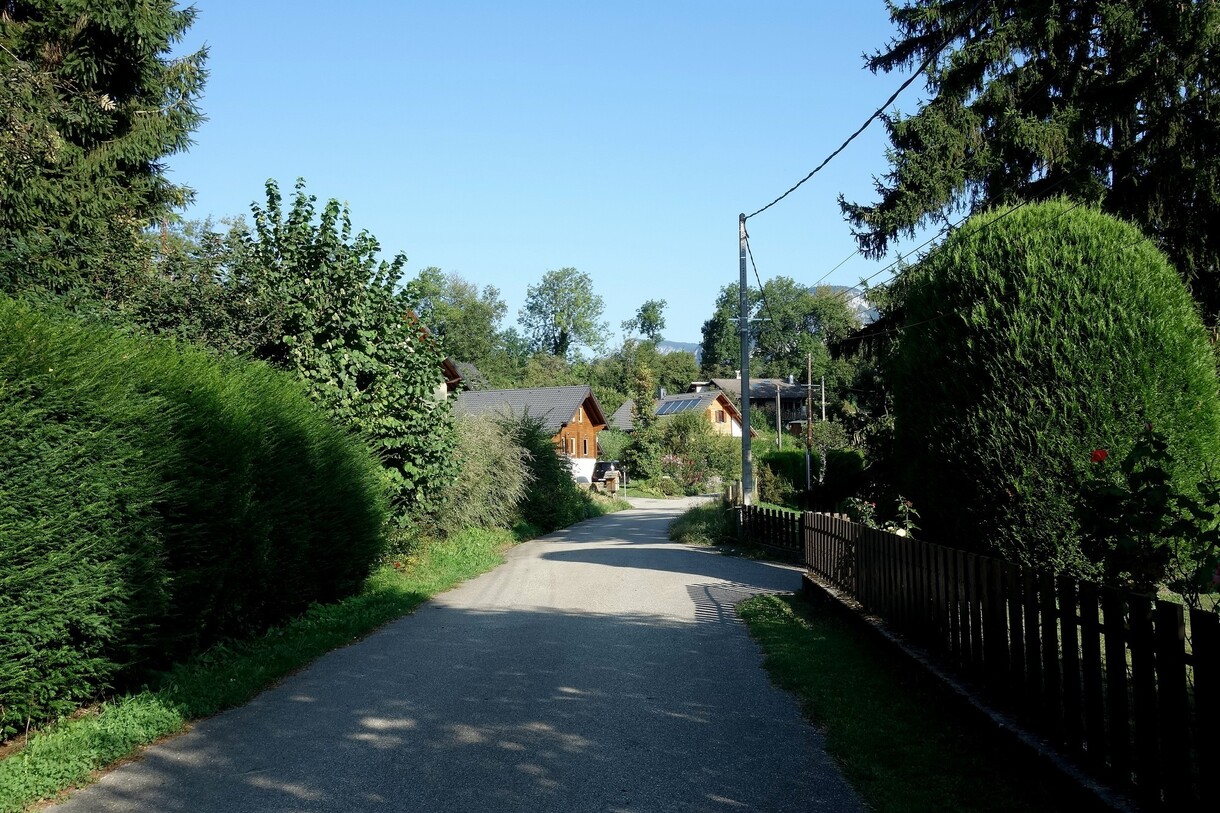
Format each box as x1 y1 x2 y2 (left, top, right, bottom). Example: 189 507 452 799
455 385 605 434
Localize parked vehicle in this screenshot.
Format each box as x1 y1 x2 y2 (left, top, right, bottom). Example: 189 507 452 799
592 460 628 486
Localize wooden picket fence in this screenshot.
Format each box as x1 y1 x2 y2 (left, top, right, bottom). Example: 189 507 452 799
745 508 1220 808
737 505 802 556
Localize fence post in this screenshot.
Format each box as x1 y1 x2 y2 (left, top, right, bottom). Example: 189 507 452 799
1101 587 1131 783
1006 563 1026 698
1126 594 1158 803
1190 609 1219 804
1022 568 1042 711
1153 601 1190 806
1058 577 1083 753
982 558 1005 685
1039 571 1062 740
966 554 983 677
1079 582 1106 769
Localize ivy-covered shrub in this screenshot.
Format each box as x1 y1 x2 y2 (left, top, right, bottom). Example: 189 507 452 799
658 412 741 495
891 201 1220 577
756 461 797 506
0 297 387 739
116 180 457 521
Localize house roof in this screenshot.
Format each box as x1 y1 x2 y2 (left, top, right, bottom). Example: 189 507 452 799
441 357 463 393
709 377 809 401
455 385 606 434
610 391 754 436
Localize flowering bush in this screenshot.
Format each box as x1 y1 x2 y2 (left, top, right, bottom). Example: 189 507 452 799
1080 424 1220 606
844 495 919 537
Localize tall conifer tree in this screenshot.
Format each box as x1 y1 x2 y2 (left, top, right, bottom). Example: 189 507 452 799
842 0 1220 321
0 1 206 298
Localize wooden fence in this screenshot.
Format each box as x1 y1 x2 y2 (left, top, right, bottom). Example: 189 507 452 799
737 505 802 555
745 509 1220 808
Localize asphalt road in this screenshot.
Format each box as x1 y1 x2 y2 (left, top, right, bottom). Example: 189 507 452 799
50 498 864 813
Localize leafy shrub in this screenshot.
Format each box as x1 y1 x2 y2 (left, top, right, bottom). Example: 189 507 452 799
510 416 598 533
120 181 458 521
430 414 532 537
1080 426 1220 601
760 450 808 489
814 449 866 510
669 501 736 546
757 461 797 506
660 412 741 493
656 476 682 497
890 201 1220 577
597 428 631 462
0 297 388 738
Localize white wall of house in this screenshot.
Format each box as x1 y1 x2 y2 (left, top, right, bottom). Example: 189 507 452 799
569 456 596 483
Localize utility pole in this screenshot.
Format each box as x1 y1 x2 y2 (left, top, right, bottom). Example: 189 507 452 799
775 386 781 448
739 213 753 504
821 376 826 421
805 353 813 493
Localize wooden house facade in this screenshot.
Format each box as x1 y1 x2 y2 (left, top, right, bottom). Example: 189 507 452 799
454 385 608 482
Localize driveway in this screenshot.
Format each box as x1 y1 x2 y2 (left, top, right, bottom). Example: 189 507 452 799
50 500 863 812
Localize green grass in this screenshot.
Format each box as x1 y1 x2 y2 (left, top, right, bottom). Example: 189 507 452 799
738 594 1079 813
668 501 735 546
0 527 516 813
668 502 784 560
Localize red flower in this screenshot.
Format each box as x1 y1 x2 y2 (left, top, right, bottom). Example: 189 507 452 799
1090 449 1109 463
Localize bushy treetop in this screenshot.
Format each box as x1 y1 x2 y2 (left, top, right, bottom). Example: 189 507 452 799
891 200 1220 576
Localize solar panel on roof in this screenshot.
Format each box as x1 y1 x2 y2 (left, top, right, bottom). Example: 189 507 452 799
657 398 703 416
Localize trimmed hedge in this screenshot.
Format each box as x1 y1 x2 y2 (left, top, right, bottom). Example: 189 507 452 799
0 297 388 738
890 201 1220 576
757 448 866 510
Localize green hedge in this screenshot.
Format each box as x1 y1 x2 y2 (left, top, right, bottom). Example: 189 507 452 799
818 448 866 509
757 448 866 510
890 201 1220 576
0 297 388 738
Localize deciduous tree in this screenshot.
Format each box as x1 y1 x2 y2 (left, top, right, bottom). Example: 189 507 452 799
519 267 608 358
621 298 667 343
238 179 456 518
404 266 507 368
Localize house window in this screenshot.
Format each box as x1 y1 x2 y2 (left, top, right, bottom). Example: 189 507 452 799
716 410 726 423
569 437 576 455
576 409 582 423
583 437 588 456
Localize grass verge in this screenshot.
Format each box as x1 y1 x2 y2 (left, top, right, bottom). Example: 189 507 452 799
668 501 734 546
0 526 519 813
738 594 1077 813
668 502 777 559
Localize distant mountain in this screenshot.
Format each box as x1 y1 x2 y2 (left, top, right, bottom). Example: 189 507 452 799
656 340 702 362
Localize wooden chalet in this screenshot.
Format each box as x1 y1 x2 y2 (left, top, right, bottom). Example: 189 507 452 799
609 390 756 438
454 385 608 482
693 376 811 426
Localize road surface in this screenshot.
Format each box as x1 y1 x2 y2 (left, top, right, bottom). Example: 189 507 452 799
50 497 863 812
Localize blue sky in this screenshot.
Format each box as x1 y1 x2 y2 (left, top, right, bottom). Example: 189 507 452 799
169 1 925 348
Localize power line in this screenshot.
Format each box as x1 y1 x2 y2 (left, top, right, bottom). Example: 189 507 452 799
744 66 927 221
744 228 784 361
745 0 988 221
